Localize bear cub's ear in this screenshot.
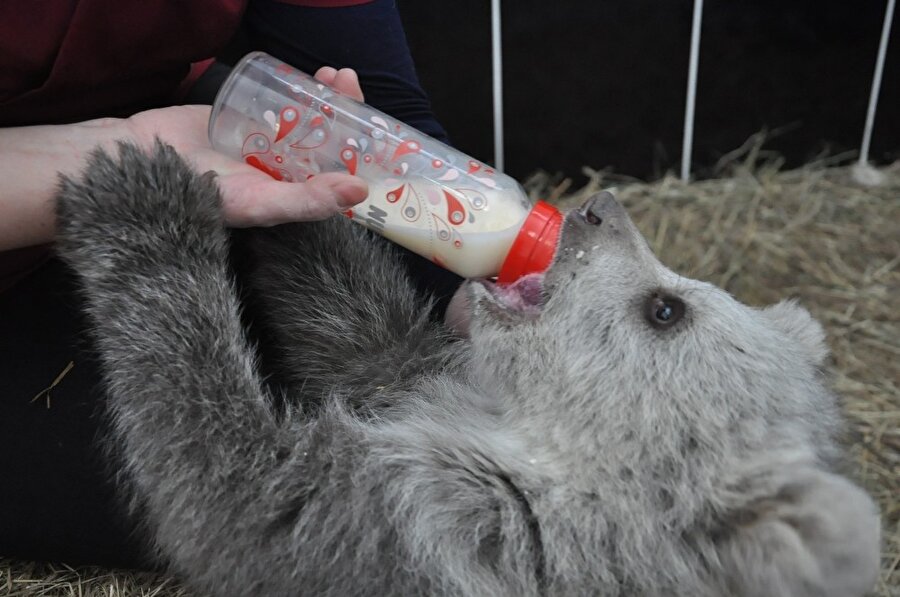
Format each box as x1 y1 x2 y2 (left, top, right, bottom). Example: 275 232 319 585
762 300 829 367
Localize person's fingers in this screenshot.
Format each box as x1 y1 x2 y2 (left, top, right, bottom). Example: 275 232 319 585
314 66 363 101
314 66 339 86
332 68 364 102
306 172 369 208
221 171 368 226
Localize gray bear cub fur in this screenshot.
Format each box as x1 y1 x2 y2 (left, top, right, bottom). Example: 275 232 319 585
55 142 880 596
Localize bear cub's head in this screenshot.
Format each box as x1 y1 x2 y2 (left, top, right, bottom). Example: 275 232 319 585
462 192 841 478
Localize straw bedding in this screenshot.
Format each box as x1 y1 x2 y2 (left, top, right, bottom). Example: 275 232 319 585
2 159 897 596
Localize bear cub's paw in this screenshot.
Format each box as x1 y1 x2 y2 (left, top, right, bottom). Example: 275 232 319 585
56 140 226 274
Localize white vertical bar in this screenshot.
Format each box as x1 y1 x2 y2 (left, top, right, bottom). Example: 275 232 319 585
681 0 704 182
491 0 505 172
859 0 896 166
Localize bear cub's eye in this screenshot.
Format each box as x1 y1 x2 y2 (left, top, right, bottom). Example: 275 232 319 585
644 294 686 330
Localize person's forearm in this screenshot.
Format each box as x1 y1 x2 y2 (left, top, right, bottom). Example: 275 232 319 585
0 117 135 251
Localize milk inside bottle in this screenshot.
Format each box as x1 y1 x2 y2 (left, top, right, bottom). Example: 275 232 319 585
209 52 561 281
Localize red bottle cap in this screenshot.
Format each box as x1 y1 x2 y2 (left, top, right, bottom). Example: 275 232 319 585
497 200 563 284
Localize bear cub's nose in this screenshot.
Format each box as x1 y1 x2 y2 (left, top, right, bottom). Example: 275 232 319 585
579 191 623 226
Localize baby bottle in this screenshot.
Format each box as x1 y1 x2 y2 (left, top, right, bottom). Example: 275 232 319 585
208 52 561 282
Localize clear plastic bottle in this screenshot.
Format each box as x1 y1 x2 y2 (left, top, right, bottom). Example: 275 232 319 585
209 52 561 282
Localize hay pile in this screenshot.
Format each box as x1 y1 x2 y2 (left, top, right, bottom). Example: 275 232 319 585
2 160 898 596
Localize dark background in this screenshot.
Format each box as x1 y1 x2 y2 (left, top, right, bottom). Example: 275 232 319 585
398 0 899 183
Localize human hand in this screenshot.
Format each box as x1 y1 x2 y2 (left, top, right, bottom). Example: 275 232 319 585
127 66 369 226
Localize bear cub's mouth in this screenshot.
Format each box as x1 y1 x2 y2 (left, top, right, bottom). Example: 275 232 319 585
478 273 546 315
